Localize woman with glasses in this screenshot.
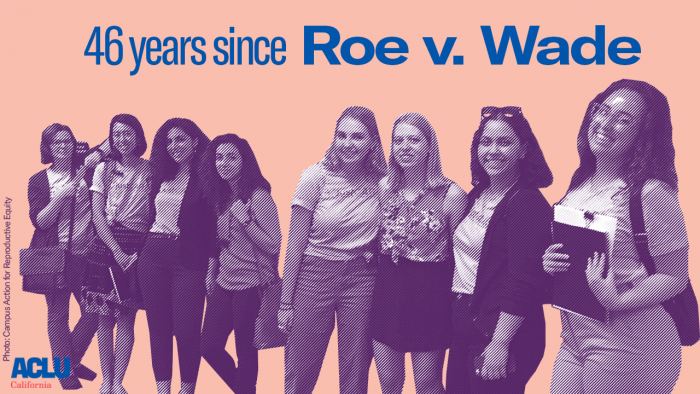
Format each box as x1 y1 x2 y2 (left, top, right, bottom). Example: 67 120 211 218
445 107 552 394
279 106 387 394
27 123 108 389
371 113 468 394
544 80 688 394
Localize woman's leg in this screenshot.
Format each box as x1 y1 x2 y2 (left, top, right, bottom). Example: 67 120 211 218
373 340 406 394
230 286 261 394
411 349 447 394
97 313 117 394
284 258 338 394
138 261 173 394
201 284 236 391
171 267 206 394
45 289 82 389
445 341 472 394
113 308 138 394
68 254 99 367
550 340 584 394
336 262 375 394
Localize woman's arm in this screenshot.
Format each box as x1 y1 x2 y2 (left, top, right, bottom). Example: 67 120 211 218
240 189 283 256
443 183 469 233
277 205 314 332
280 205 313 307
91 191 125 257
587 180 689 311
481 189 551 380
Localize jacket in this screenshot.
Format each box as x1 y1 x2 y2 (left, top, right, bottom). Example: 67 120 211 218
466 181 552 339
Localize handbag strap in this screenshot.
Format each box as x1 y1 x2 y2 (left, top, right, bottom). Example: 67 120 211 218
66 182 77 253
629 184 656 275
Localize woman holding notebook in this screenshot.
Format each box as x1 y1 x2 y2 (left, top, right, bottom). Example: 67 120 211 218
543 80 689 393
446 107 552 393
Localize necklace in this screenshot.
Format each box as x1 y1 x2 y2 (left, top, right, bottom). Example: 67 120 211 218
399 188 427 211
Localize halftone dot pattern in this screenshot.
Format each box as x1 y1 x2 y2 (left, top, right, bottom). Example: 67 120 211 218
550 80 691 394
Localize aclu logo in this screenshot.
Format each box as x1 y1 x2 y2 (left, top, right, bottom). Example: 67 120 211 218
11 357 70 378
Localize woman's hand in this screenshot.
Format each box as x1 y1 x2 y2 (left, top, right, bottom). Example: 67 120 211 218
113 249 130 271
479 340 510 381
84 151 103 169
277 308 293 334
586 252 621 310
543 243 570 275
230 199 251 225
54 180 79 201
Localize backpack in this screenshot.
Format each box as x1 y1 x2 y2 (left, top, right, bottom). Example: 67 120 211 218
630 187 699 346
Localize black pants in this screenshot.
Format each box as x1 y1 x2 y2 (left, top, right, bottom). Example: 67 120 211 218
138 237 206 383
201 283 262 394
446 294 545 394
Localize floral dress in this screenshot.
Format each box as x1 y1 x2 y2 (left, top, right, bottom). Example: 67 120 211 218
370 184 455 352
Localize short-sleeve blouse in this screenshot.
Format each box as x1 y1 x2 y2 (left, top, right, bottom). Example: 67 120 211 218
559 178 689 290
291 163 382 261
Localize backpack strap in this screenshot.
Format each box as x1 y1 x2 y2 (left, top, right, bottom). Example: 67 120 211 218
629 184 656 275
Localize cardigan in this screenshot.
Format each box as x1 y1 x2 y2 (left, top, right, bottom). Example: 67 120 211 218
464 181 552 339
27 144 104 249
148 172 217 271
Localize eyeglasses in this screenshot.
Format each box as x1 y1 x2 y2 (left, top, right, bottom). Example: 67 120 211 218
589 103 635 128
50 139 74 146
481 106 523 120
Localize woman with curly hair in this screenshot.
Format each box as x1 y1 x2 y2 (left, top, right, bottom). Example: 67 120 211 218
138 118 215 394
544 80 689 393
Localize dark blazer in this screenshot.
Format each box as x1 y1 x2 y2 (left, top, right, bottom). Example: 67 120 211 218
148 172 217 271
465 181 552 340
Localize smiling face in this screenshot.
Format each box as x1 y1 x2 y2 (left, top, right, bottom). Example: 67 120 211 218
112 122 138 157
392 123 429 169
50 130 75 161
333 117 372 166
167 127 198 164
478 120 526 179
588 88 647 162
215 142 243 182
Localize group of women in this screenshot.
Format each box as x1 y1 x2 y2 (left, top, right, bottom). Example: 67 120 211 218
27 79 690 394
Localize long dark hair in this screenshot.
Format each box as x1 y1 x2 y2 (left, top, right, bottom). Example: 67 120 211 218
199 133 271 213
150 118 210 182
567 79 677 196
40 123 80 176
109 114 147 161
470 111 552 189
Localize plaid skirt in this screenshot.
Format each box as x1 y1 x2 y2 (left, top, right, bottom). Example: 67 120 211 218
83 224 146 317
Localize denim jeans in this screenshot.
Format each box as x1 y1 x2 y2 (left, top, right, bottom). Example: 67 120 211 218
284 255 376 394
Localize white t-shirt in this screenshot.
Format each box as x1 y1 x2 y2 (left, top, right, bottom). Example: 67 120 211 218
291 163 381 261
150 173 190 236
452 194 503 294
90 159 152 233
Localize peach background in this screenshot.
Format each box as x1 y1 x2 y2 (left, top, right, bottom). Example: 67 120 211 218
1 1 699 392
